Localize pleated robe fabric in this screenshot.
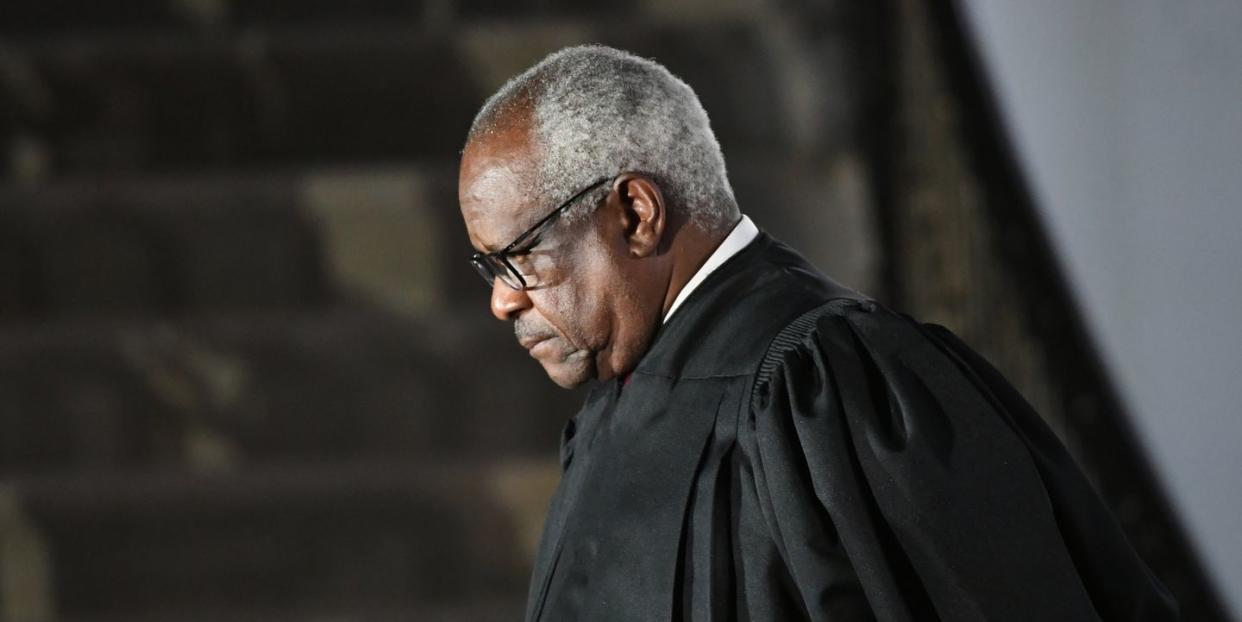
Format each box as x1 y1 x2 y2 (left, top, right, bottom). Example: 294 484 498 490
523 232 1178 622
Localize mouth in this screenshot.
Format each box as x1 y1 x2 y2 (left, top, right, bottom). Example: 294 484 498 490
519 335 552 350
531 338 565 361
520 335 562 361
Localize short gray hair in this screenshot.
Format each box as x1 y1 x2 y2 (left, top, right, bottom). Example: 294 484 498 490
468 45 738 233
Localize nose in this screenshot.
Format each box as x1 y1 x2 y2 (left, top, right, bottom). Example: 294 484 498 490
490 279 533 321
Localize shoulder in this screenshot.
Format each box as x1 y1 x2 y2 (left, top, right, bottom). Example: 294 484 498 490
750 297 926 410
637 233 868 379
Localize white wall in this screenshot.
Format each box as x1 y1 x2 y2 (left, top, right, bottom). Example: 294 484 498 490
959 0 1242 617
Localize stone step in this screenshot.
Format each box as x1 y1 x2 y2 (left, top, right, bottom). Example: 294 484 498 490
4 31 479 177
0 0 429 36
2 16 861 180
1 459 557 620
0 162 482 318
56 603 521 622
0 0 188 36
0 0 756 37
0 308 579 474
0 175 327 318
50 600 525 622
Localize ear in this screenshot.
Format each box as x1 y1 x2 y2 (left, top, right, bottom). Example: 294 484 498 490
614 174 666 258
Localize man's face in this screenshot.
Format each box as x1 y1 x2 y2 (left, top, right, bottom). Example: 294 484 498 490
459 127 649 388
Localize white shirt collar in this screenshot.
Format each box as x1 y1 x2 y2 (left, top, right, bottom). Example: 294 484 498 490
662 215 760 324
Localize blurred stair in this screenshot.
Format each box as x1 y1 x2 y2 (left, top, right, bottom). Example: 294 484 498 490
0 175 328 318
0 2 870 619
8 460 555 621
0 308 575 474
0 13 860 180
0 167 575 620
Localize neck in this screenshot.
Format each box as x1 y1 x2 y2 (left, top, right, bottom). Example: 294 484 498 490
660 218 736 318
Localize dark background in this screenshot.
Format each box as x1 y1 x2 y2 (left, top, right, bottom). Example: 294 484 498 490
0 1 1226 620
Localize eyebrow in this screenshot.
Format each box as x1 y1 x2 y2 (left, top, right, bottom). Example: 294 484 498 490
476 228 521 254
469 234 503 254
480 228 542 255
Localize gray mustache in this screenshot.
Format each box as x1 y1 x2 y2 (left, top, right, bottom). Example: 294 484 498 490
514 318 557 343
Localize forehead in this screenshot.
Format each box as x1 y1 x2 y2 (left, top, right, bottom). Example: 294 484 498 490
459 128 542 250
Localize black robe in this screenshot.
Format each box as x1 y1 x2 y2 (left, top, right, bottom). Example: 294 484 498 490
523 232 1178 622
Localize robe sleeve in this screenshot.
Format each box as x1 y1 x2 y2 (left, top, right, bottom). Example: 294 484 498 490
745 299 1179 622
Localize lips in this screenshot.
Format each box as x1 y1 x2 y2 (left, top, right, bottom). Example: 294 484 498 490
519 335 552 351
527 336 566 361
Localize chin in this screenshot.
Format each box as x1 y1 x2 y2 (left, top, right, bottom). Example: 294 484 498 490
541 358 594 389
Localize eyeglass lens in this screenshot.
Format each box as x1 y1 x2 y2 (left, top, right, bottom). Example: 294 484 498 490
472 255 524 290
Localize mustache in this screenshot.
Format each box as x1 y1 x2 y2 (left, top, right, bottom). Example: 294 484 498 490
514 317 558 343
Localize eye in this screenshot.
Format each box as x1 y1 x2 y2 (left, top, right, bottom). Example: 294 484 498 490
507 250 537 274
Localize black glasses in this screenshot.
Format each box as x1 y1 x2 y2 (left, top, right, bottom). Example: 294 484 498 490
470 176 613 290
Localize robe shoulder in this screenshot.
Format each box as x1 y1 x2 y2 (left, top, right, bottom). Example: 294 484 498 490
743 299 1179 621
635 233 866 379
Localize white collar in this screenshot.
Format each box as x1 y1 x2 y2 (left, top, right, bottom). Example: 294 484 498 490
663 215 760 324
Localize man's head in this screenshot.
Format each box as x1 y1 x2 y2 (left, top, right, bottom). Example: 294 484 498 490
459 45 739 387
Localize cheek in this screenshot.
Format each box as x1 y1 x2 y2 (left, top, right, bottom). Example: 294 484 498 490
533 282 603 348
535 276 616 349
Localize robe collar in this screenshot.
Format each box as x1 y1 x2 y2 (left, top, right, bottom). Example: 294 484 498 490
662 214 760 324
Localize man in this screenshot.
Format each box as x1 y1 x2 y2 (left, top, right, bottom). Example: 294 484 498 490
459 45 1177 621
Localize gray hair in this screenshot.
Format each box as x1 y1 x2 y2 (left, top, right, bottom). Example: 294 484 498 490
467 45 738 233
